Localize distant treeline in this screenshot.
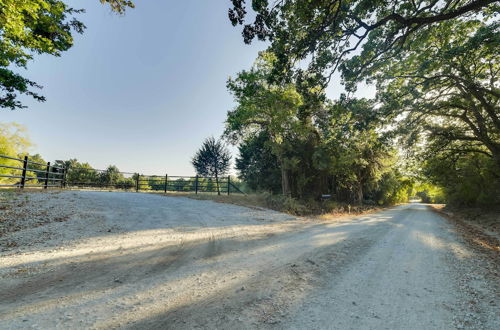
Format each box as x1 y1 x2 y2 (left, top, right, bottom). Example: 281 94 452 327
56 159 243 193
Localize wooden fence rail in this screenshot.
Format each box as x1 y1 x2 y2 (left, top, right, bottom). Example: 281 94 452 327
0 155 65 189
0 154 245 195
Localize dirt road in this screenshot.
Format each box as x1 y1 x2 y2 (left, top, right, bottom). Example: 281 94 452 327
0 191 498 329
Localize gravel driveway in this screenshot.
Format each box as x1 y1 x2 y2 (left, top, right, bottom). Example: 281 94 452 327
0 191 498 329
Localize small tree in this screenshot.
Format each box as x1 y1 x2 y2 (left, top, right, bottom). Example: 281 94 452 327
192 137 231 195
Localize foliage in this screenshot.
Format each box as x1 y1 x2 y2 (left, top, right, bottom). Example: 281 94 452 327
227 55 406 204
423 152 499 206
100 0 134 14
228 0 498 87
166 178 196 192
0 122 31 184
0 122 31 156
189 191 381 216
415 182 446 204
62 160 97 185
24 153 47 184
57 159 135 189
373 171 414 205
377 20 499 167
315 98 394 203
374 18 500 207
0 0 134 110
100 165 121 185
192 137 232 195
226 52 315 196
0 125 56 185
228 2 499 208
235 132 282 193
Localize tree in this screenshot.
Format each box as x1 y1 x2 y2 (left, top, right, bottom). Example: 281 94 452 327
100 0 135 14
226 52 403 202
0 0 134 110
25 153 47 183
0 122 31 156
226 54 399 202
377 20 499 166
423 152 499 206
0 122 32 184
374 170 414 205
228 0 498 87
192 137 232 195
226 52 307 196
61 159 98 186
99 165 123 186
235 132 282 193
369 18 500 206
313 98 395 203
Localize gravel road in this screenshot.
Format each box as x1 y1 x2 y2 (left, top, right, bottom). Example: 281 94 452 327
0 191 498 329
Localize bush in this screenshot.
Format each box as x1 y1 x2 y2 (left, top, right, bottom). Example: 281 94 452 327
188 191 382 216
372 171 413 205
423 154 499 207
416 185 446 204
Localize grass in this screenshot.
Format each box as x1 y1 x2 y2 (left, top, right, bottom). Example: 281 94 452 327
178 191 384 217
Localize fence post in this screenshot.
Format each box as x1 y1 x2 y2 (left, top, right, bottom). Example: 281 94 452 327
44 162 50 189
195 175 199 194
227 175 230 195
164 174 168 193
136 174 140 192
20 156 28 189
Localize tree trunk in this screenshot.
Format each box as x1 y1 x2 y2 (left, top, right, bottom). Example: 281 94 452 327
281 161 291 197
331 175 337 195
215 173 220 195
356 184 363 204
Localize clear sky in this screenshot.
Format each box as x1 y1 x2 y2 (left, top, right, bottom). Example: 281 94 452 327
2 1 373 176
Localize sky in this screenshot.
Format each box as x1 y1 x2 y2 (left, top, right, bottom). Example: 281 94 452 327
2 1 374 176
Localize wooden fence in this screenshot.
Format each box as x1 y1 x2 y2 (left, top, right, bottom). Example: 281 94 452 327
0 155 65 189
0 154 244 195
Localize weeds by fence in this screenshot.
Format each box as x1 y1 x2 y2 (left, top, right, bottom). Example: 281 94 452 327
0 154 244 195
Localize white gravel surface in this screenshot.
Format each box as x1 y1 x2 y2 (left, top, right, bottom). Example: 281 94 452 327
0 191 498 329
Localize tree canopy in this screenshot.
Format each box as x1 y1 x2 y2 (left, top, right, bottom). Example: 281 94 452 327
228 1 499 207
192 137 232 195
377 20 499 165
0 0 134 110
226 54 410 203
229 0 499 87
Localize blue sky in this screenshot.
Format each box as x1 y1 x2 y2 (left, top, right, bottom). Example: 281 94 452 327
2 1 373 175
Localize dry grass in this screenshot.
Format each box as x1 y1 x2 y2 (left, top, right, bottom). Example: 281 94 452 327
170 193 274 210
175 192 384 217
430 205 500 254
316 205 385 221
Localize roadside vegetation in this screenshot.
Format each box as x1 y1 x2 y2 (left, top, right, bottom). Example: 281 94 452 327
224 0 499 210
183 192 382 216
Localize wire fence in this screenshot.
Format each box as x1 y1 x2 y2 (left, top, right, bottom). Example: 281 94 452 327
0 154 244 195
